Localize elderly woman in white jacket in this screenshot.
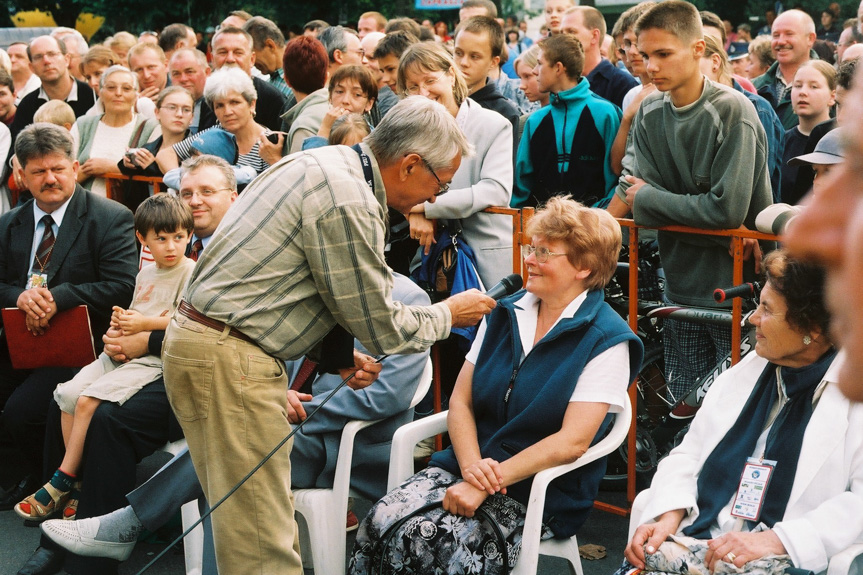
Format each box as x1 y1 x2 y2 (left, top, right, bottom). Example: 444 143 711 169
396 42 513 289
626 249 863 575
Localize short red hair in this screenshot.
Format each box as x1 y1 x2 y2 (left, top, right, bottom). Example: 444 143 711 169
283 36 328 95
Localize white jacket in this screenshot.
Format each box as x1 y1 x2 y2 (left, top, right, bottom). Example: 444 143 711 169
422 98 513 288
640 351 863 573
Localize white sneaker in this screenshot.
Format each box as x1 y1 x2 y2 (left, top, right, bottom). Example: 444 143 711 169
41 517 136 562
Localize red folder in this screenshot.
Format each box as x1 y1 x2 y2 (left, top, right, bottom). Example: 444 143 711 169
1 305 97 370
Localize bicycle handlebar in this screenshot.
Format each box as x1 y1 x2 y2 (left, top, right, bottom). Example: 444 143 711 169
713 282 760 303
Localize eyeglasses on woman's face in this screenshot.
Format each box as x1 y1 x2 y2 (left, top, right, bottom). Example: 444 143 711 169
521 244 568 263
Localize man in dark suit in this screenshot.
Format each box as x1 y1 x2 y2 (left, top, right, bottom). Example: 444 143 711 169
0 123 137 522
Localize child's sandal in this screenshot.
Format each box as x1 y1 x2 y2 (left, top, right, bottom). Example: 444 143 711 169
13 482 70 522
63 483 81 520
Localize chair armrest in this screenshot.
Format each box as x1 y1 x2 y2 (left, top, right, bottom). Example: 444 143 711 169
328 418 384 503
827 543 863 575
518 396 632 575
387 411 449 492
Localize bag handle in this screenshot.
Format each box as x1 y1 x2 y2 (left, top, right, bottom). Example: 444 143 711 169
129 117 148 148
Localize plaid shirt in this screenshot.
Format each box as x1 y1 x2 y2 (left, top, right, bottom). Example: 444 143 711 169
184 143 452 360
269 69 294 100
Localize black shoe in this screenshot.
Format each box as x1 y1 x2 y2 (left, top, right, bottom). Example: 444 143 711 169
0 475 38 511
16 546 63 575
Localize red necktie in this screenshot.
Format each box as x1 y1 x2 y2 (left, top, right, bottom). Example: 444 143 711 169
33 215 56 272
190 239 204 262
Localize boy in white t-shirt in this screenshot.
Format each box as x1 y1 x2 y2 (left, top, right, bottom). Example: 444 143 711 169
14 194 195 522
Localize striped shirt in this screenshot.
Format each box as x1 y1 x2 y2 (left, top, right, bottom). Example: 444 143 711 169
184 143 452 360
173 126 271 175
269 70 294 100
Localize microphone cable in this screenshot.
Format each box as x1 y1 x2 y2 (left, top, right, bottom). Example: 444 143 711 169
135 356 387 575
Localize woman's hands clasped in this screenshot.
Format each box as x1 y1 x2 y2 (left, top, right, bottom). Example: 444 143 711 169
443 457 506 518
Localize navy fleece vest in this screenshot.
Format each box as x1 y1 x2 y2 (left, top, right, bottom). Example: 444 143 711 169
430 289 643 537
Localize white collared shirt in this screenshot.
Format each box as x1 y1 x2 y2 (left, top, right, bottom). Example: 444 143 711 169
30 193 74 271
15 74 41 105
466 290 631 411
36 75 79 103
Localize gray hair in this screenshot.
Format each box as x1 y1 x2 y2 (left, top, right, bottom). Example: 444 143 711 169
180 154 237 192
366 96 473 171
15 123 75 168
170 48 209 70
99 65 138 91
53 29 88 56
203 67 257 107
244 16 285 49
318 25 352 63
212 26 254 52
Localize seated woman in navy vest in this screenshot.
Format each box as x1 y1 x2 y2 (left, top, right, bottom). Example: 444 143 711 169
622 249 863 575
349 197 643 575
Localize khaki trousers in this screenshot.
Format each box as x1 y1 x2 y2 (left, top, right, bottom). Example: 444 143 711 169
162 314 303 575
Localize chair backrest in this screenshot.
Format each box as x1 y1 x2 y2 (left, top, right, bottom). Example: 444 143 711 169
513 393 633 575
409 357 433 410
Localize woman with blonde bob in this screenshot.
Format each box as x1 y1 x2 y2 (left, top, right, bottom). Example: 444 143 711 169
350 197 643 575
396 42 513 290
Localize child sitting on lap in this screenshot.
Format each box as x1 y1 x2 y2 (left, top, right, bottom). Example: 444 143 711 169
14 194 195 522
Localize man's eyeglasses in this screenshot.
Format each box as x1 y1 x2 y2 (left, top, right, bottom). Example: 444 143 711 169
419 157 450 196
31 51 63 62
521 244 568 263
179 188 232 200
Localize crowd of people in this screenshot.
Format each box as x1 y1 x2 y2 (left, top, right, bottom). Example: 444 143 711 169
0 1 862 575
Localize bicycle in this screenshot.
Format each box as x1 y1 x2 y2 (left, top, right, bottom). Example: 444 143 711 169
602 244 761 488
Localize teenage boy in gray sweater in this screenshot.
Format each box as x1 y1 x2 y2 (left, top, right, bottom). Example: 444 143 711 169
610 0 773 399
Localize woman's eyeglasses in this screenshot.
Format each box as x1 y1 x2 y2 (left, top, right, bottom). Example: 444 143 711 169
521 245 567 263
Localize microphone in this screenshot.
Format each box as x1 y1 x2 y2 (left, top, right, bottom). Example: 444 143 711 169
485 273 524 301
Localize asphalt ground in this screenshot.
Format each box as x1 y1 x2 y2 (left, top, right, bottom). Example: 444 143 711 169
1 452 632 575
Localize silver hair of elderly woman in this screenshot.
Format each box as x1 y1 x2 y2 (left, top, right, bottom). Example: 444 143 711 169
203 67 257 108
99 65 139 91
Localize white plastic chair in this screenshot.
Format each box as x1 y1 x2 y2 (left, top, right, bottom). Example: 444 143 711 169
628 485 863 575
293 357 434 575
387 394 633 575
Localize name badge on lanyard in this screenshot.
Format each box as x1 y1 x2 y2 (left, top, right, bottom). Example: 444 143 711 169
730 457 776 522
27 272 48 290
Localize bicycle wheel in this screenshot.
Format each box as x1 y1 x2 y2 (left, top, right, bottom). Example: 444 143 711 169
601 347 665 490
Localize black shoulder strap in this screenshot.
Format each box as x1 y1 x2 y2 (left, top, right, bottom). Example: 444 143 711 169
351 144 375 195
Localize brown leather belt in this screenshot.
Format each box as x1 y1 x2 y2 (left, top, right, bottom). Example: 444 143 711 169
177 300 255 344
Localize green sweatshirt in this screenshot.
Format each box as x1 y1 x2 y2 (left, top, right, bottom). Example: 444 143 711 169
616 79 773 307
